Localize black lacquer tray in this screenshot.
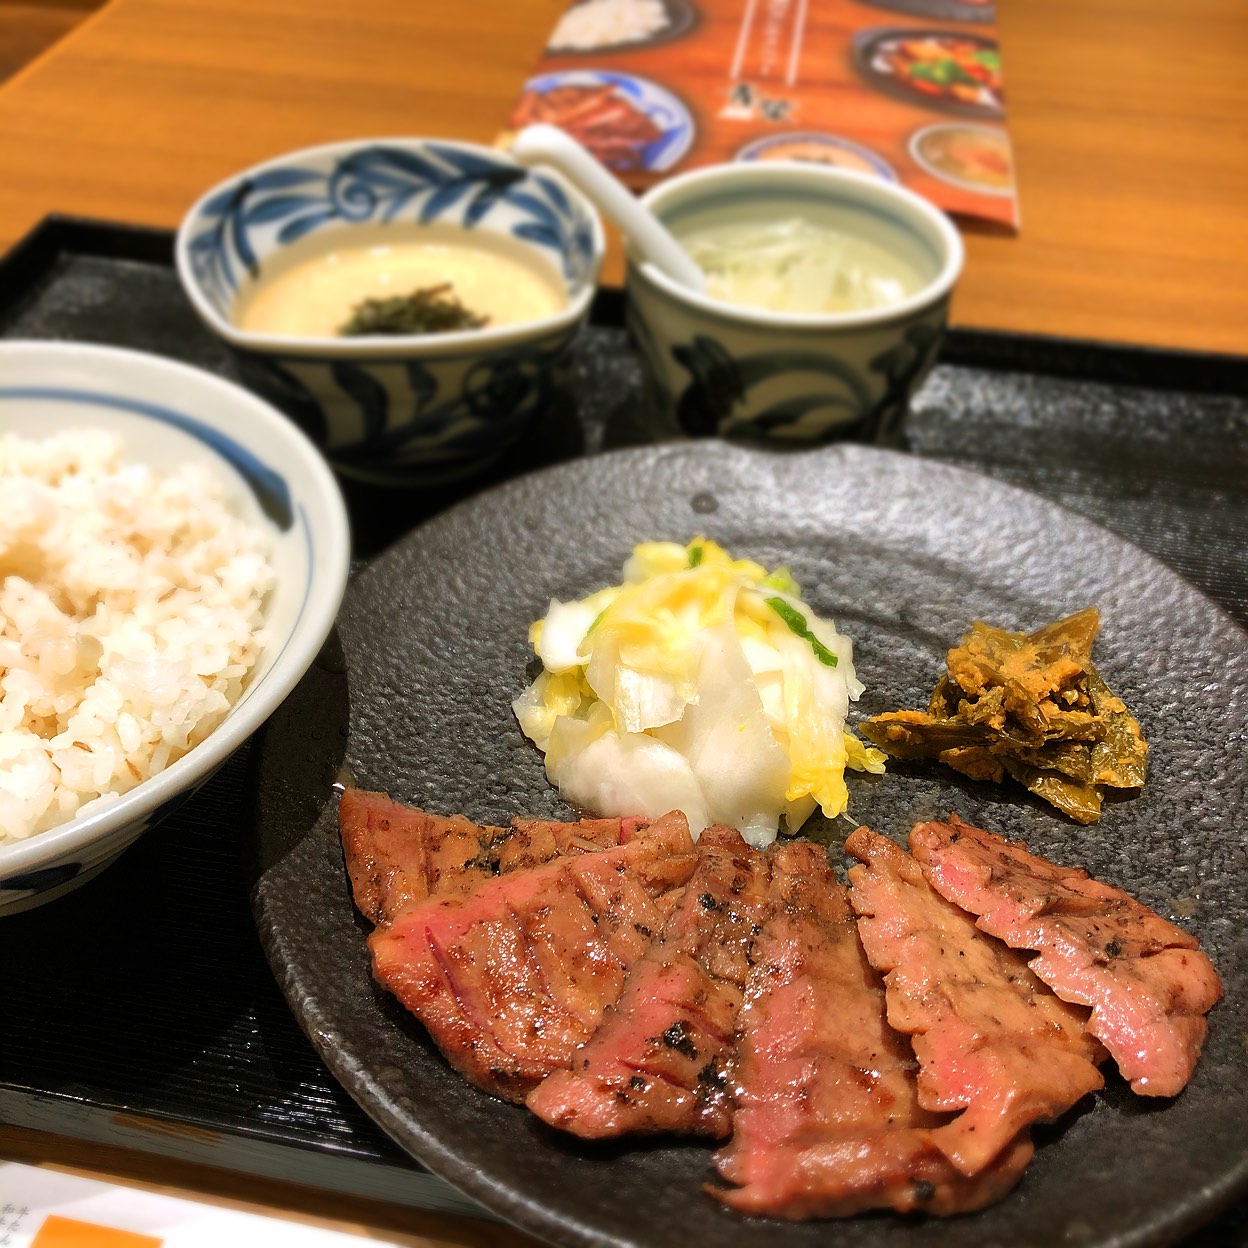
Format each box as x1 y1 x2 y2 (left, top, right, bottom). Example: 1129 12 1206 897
1 217 1246 1240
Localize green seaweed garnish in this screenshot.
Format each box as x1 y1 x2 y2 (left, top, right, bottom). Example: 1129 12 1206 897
766 597 839 668
339 284 488 336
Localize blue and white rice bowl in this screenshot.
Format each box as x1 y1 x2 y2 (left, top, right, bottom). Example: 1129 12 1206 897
176 138 605 485
626 163 963 445
0 341 350 914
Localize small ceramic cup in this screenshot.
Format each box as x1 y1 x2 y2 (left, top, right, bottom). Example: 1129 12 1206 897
176 138 604 485
626 163 963 444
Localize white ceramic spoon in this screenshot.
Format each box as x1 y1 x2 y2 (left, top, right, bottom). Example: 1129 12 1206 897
510 124 707 293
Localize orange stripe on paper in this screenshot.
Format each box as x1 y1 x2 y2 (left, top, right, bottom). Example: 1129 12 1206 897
31 1215 162 1248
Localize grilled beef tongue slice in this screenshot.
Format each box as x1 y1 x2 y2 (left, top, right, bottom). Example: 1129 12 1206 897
527 825 772 1139
846 826 1104 1175
339 787 641 925
367 811 698 1102
710 842 1031 1219
910 814 1223 1098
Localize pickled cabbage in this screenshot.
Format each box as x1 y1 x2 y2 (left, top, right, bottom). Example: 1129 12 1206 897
513 539 884 847
679 216 923 315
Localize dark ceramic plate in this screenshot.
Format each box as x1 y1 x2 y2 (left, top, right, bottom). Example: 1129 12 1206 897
250 443 1247 1248
858 0 995 25
546 0 698 55
852 28 1004 119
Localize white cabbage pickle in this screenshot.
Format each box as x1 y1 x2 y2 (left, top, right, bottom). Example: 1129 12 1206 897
512 539 885 848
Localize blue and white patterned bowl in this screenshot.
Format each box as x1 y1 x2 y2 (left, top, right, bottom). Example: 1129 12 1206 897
626 163 963 444
0 341 351 915
176 138 605 485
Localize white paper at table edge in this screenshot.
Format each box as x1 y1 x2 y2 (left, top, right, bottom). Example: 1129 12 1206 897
0 1163 403 1247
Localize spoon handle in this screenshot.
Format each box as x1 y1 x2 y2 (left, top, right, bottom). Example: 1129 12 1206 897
511 124 706 293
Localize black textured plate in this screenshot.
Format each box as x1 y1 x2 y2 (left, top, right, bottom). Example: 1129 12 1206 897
251 443 1247 1248
852 28 1004 119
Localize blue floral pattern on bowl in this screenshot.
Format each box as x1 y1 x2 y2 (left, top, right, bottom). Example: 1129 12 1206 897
234 325 578 481
186 143 597 319
640 321 944 445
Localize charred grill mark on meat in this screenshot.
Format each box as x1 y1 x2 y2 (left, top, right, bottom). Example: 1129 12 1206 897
709 843 1032 1218
846 826 1104 1176
526 827 772 1139
339 789 642 924
910 815 1222 1098
367 812 698 1101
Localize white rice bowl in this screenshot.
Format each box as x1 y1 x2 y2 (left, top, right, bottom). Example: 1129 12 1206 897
0 341 350 914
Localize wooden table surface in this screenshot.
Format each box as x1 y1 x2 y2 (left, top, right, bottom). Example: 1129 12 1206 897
1 0 1246 1243
2 0 1248 354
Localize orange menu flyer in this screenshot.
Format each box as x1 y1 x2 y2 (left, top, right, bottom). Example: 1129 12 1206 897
503 0 1017 229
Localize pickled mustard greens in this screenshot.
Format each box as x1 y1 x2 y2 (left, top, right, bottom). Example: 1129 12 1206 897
340 284 487 336
860 608 1148 824
677 217 925 315
513 539 885 848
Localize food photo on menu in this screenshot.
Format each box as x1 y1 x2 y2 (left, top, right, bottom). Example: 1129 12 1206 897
1 0 1245 1247
505 0 1018 222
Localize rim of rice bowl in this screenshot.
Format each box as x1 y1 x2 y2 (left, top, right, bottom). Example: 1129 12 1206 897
0 341 350 891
